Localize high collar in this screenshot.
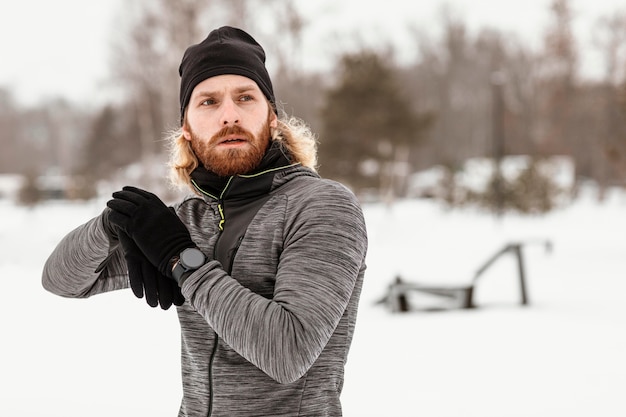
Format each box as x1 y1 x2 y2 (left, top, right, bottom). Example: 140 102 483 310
190 140 296 201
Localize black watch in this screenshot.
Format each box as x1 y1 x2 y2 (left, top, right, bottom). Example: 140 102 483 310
172 247 206 284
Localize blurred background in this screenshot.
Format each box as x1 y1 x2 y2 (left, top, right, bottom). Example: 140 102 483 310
1 1 626 416
1 0 625 208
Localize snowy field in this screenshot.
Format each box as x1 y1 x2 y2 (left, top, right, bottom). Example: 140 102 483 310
1 187 625 416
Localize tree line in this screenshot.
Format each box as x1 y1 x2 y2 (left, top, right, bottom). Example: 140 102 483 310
1 0 626 210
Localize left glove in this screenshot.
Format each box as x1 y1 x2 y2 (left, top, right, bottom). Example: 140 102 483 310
118 231 185 309
106 186 196 279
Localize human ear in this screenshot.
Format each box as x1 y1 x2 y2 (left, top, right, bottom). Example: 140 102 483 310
269 111 278 128
182 122 192 141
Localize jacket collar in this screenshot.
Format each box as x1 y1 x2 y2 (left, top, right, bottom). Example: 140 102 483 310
190 140 298 201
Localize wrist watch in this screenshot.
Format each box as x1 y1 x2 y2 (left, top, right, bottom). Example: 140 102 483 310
172 247 206 284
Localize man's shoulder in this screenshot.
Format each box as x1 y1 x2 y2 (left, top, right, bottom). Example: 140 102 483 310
281 171 357 201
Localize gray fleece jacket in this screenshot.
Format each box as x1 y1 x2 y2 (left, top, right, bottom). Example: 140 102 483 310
42 164 367 417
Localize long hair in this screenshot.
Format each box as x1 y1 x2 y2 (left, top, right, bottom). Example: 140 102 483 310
167 109 318 191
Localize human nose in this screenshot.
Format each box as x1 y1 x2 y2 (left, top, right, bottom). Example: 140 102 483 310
219 98 240 126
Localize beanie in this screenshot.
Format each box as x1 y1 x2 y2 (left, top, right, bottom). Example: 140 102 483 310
178 26 276 123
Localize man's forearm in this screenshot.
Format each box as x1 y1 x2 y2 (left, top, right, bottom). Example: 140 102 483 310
42 211 129 298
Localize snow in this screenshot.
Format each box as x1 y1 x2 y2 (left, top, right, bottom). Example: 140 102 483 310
1 188 625 416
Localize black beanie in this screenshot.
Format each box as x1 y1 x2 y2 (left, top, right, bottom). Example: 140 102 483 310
178 26 276 123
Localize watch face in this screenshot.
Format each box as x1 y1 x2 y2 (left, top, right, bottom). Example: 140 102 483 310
181 248 205 269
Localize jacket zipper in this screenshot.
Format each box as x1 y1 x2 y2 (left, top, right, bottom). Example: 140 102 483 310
193 173 273 416
188 178 234 416
207 331 219 417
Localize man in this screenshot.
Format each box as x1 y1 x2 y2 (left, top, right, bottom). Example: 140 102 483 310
42 26 367 417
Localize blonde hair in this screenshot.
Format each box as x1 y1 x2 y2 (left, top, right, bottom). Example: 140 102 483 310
167 113 318 191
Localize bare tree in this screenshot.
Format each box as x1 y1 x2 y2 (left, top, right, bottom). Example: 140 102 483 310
406 9 536 169
535 0 579 157
109 0 209 189
592 11 626 191
0 89 20 173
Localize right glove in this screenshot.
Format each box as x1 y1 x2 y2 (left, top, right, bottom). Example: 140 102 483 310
118 231 185 310
106 186 196 279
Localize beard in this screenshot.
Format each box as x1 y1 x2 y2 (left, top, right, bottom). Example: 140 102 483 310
188 119 272 177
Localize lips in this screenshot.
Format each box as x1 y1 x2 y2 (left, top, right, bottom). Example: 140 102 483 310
211 126 252 146
217 135 249 147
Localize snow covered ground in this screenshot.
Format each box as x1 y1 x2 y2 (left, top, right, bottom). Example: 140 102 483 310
1 187 625 416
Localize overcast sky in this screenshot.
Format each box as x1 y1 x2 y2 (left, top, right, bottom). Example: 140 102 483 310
1 0 624 107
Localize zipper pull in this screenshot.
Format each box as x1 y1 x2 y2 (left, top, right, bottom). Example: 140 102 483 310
217 202 225 231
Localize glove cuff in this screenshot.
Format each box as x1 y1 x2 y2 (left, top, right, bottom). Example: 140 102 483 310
100 207 119 241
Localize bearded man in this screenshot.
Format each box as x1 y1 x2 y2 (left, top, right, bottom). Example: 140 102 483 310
43 26 367 417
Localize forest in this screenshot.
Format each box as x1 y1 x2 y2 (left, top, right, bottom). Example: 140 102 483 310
1 0 625 213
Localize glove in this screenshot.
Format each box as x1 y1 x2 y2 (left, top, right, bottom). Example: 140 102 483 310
106 186 196 279
100 207 119 242
118 231 185 309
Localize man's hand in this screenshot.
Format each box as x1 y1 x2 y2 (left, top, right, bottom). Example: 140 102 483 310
106 186 196 279
118 232 185 309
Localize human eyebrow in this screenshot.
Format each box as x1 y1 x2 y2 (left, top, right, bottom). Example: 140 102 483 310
234 85 260 95
193 90 219 100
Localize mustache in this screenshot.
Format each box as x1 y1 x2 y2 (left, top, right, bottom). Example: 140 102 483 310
211 125 253 143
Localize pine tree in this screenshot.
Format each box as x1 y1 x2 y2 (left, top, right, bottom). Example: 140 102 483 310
319 50 431 198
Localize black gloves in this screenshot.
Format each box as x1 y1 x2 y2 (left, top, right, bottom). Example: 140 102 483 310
118 231 185 309
107 186 197 278
106 186 198 310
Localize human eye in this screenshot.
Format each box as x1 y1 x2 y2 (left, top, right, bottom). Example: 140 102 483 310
239 94 254 102
201 97 217 106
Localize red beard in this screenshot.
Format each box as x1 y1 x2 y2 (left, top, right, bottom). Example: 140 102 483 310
189 121 271 177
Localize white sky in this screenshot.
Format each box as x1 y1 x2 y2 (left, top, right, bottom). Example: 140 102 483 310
0 0 624 107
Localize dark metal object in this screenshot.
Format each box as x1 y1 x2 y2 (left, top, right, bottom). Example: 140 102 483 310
379 240 551 312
